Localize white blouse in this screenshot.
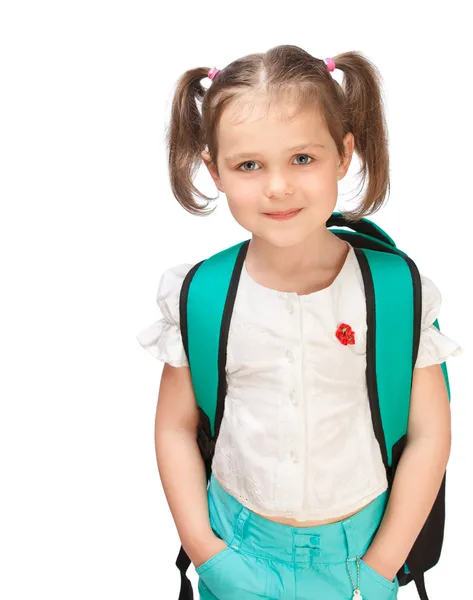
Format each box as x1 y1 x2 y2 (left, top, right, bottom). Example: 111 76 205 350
136 243 463 521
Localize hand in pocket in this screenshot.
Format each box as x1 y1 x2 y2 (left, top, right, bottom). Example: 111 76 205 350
193 536 229 570
359 554 397 586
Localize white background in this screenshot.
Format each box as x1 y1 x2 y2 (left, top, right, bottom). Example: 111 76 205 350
0 1 470 598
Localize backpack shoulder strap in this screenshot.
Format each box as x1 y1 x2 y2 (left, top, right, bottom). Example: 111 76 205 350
179 239 249 440
353 244 450 600
354 247 421 471
175 239 249 600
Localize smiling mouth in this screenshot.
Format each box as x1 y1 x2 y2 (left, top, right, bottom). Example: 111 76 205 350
263 208 303 218
264 208 302 217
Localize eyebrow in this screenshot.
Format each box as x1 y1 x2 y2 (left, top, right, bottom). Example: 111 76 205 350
224 143 326 163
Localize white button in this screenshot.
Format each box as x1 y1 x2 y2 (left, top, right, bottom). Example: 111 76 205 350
286 350 294 362
285 299 294 313
290 392 298 405
290 449 298 463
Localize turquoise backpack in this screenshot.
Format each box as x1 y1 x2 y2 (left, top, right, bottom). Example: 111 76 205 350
175 213 450 600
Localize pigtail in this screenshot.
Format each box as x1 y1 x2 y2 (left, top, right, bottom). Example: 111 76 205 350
333 51 390 220
165 68 217 216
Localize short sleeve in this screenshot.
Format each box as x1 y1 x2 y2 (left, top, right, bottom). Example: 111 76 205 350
135 263 194 367
414 274 464 369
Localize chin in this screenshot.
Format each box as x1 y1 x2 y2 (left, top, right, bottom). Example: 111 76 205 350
251 227 314 249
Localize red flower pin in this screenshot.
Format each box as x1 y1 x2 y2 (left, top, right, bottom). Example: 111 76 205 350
336 323 355 346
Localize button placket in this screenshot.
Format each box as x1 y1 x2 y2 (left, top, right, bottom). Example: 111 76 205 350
285 433 299 463
285 297 294 314
282 293 302 472
290 390 298 405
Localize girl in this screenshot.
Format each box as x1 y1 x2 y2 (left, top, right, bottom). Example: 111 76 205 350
136 47 463 600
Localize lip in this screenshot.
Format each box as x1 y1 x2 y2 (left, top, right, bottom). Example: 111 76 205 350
264 208 302 220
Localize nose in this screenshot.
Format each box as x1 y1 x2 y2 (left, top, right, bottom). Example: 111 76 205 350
265 170 294 198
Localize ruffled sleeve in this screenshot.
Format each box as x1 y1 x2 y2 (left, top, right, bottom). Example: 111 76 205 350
135 263 194 367
414 274 464 368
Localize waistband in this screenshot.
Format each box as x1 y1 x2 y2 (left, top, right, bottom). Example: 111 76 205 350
208 473 389 564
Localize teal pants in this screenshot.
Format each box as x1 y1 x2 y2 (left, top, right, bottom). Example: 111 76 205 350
196 473 399 599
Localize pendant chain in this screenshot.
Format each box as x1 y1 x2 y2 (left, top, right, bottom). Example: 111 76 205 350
346 555 362 600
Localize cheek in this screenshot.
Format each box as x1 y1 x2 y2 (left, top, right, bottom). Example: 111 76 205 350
223 175 260 225
299 163 338 193
224 174 255 201
226 194 259 229
298 168 339 212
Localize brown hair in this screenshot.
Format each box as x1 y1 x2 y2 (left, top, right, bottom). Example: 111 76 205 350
166 45 390 221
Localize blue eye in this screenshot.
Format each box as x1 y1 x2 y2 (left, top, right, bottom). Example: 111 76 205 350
238 161 260 172
293 154 313 165
237 154 314 172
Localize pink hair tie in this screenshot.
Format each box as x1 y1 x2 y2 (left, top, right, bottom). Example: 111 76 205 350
324 57 336 72
208 67 220 80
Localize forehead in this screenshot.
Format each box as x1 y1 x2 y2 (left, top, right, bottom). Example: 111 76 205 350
218 91 330 150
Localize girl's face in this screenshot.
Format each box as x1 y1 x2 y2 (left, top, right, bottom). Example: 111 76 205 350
202 94 354 248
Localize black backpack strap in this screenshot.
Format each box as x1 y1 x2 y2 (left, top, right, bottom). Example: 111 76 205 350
174 241 248 599
413 572 429 600
176 546 193 600
326 212 396 247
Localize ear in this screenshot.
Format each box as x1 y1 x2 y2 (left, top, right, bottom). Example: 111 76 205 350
337 132 355 180
201 150 225 192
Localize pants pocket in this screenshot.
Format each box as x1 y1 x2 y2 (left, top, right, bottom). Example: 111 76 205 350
197 548 271 600
195 546 233 577
359 558 398 590
198 577 219 600
357 558 399 599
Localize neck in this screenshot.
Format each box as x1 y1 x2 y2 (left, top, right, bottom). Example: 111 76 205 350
246 228 348 279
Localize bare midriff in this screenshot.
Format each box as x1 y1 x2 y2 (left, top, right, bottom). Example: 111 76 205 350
249 499 373 527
